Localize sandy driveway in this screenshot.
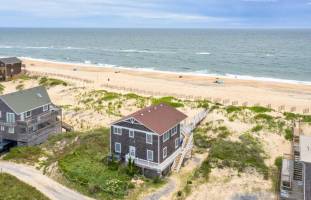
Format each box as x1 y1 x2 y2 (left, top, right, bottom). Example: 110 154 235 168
0 161 93 200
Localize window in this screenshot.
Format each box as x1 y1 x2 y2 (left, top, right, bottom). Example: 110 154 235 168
113 126 122 135
129 130 134 138
115 142 121 153
129 146 136 157
171 126 177 136
8 127 14 134
175 138 180 149
6 113 15 123
147 150 153 161
26 111 31 118
0 111 2 118
43 105 49 112
146 133 152 144
163 131 170 142
163 147 167 159
0 126 4 131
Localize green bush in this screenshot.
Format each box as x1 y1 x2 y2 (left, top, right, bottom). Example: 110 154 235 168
285 128 293 141
274 156 283 170
254 113 273 121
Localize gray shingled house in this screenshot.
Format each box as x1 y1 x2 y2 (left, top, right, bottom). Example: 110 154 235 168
0 57 22 81
0 86 62 148
110 103 187 177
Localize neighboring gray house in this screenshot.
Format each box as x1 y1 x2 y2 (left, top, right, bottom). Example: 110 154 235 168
0 57 22 81
0 86 62 148
280 123 311 200
110 103 187 177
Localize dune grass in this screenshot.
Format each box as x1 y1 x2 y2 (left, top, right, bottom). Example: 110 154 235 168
152 96 184 108
39 77 68 87
0 173 49 200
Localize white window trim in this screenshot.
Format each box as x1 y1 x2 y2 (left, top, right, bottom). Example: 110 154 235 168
129 130 134 138
163 146 167 159
171 126 177 136
0 111 2 118
25 111 31 118
175 138 179 149
113 126 122 135
115 142 121 153
163 131 170 143
146 133 153 144
0 126 4 131
8 127 14 134
147 150 153 161
43 104 49 112
6 112 15 123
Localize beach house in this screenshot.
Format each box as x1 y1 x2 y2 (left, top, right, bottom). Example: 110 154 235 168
0 57 22 81
0 86 62 149
110 103 187 177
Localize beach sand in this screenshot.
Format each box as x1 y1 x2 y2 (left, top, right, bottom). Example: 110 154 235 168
22 58 311 113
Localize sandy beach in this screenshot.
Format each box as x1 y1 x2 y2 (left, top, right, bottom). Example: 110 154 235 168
22 58 311 113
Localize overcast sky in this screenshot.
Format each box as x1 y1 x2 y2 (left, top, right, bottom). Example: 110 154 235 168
0 0 310 28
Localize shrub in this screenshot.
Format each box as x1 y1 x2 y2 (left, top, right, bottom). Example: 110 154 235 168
285 128 293 141
254 113 273 121
274 156 283 170
3 146 43 163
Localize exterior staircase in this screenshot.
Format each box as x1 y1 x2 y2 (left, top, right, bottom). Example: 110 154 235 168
172 109 208 172
293 151 303 181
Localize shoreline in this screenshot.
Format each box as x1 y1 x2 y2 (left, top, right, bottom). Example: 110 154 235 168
21 57 311 113
20 57 311 86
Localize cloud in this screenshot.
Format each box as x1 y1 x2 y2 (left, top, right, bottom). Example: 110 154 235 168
0 0 225 22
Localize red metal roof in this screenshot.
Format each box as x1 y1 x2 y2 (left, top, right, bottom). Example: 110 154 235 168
113 103 187 135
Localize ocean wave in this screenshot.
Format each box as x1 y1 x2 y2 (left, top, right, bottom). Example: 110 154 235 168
196 52 211 55
0 45 85 50
0 45 13 49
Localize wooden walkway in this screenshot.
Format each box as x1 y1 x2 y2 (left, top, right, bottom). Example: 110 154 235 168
172 109 208 172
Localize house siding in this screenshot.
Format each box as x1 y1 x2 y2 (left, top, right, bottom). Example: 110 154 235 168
0 62 22 81
111 123 159 163
0 99 61 145
159 124 181 163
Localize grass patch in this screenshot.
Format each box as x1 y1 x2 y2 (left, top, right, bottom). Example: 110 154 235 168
247 106 272 113
251 125 263 132
152 96 184 108
39 77 68 87
0 173 49 200
225 106 242 114
3 146 44 164
195 133 268 181
0 84 4 94
16 84 24 91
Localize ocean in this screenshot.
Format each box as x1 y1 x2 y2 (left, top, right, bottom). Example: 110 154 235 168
0 28 310 84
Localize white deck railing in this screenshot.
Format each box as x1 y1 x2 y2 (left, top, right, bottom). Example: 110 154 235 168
125 148 182 172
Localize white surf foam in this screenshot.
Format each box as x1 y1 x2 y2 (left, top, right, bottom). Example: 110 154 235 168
20 56 311 86
196 52 211 55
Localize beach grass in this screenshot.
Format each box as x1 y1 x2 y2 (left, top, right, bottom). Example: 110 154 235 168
39 77 68 87
0 173 49 200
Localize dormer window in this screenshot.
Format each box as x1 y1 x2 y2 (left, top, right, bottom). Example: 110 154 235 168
43 105 49 112
26 111 31 118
